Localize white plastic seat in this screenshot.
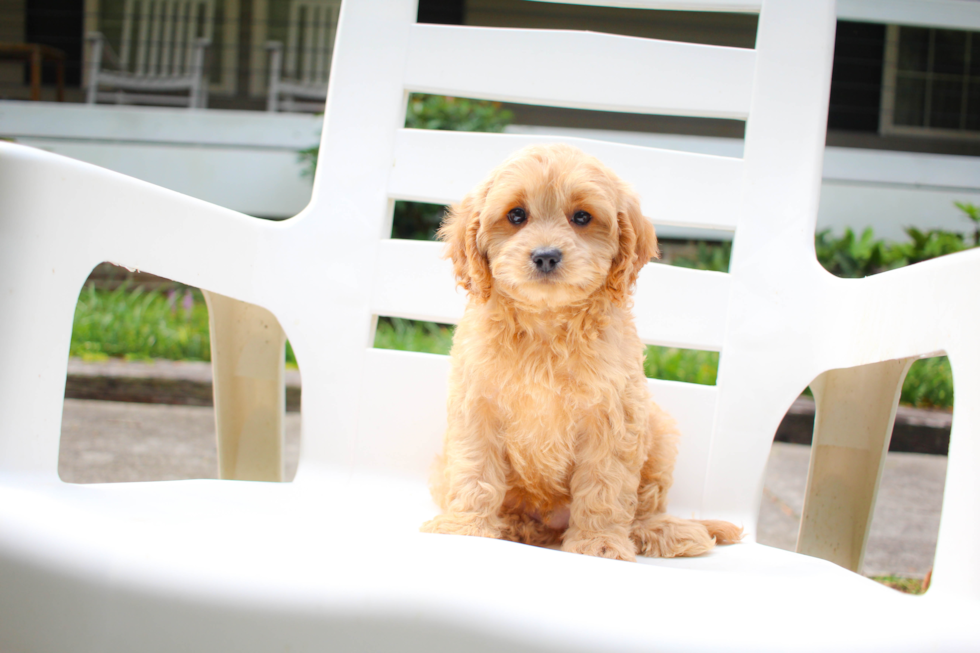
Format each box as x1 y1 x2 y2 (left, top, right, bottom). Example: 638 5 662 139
2 0 979 651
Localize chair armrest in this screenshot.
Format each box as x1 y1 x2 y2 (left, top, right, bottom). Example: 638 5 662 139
800 247 980 595
0 142 279 475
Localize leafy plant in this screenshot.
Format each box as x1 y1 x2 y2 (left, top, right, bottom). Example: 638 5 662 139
644 346 719 385
955 201 980 246
72 284 211 361
895 227 967 265
373 317 454 355
902 356 953 409
72 284 300 366
405 94 513 133
815 227 904 278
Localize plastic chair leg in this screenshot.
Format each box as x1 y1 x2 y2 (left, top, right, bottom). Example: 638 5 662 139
203 291 287 482
797 358 915 572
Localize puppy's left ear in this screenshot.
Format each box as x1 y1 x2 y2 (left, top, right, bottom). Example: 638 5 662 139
607 185 659 304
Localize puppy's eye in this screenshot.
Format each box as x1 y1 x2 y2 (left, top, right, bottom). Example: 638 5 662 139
507 208 527 225
572 211 592 226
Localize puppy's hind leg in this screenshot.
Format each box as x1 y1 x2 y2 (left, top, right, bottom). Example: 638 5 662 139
631 514 716 558
696 519 744 545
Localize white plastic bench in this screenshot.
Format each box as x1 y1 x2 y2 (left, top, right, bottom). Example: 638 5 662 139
2 0 979 650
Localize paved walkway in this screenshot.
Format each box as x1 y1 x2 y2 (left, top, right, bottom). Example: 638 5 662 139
59 398 944 578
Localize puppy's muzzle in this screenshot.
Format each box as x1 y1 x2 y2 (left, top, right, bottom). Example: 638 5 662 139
531 247 562 274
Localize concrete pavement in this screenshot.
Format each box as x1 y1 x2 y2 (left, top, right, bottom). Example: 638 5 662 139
58 397 944 578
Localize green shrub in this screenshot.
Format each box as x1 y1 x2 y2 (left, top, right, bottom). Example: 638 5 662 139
955 201 980 246
373 317 453 355
644 346 719 385
72 284 211 361
671 241 731 273
902 357 953 409
405 94 513 133
815 227 903 278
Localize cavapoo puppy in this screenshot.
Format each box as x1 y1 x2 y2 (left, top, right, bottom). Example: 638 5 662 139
421 143 741 561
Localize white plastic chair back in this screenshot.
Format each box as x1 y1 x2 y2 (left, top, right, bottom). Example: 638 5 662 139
301 0 825 520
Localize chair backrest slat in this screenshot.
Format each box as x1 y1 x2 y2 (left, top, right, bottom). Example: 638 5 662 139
633 265 730 351
371 240 730 352
389 129 743 231
530 0 761 12
173 0 188 72
135 1 151 74
115 0 213 76
148 0 163 76
371 240 464 325
405 24 755 119
159 1 174 76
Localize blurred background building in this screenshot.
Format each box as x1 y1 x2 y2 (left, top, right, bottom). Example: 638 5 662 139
1 0 979 239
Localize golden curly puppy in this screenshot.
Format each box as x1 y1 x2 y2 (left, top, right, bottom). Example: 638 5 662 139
421 144 741 561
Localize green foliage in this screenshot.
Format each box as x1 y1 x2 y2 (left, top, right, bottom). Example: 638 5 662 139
896 227 968 265
373 317 454 355
902 356 953 409
816 222 975 278
871 575 927 595
815 227 902 278
72 284 299 366
72 284 211 361
392 201 447 241
644 346 719 385
955 201 980 246
405 94 514 133
671 241 731 273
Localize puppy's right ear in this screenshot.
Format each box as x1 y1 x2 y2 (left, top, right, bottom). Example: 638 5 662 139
437 179 493 302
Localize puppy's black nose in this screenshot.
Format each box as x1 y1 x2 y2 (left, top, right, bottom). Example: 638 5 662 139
531 247 563 274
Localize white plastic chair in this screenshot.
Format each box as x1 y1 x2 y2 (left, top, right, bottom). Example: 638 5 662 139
2 0 979 650
85 0 213 108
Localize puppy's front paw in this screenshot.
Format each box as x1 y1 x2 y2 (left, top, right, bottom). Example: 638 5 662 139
562 532 637 562
420 512 503 539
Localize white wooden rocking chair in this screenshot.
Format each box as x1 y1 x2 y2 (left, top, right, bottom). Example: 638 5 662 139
265 0 339 112
2 0 979 650
85 0 213 108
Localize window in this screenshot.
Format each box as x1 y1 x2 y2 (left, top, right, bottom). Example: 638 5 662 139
881 25 980 137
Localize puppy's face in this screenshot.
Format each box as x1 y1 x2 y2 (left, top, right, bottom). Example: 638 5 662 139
440 144 659 308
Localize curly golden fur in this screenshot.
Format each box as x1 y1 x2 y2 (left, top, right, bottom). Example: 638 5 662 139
420 144 742 561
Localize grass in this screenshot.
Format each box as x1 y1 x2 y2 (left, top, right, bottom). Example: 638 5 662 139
70 287 953 409
375 317 453 355
72 284 211 361
870 575 928 595
71 284 299 365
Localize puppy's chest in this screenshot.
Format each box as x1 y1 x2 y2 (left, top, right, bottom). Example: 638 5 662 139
489 346 613 490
